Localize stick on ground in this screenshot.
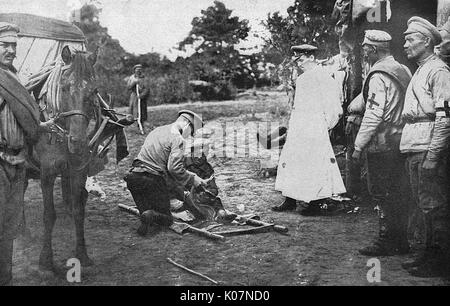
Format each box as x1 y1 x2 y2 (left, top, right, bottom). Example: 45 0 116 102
167 258 219 285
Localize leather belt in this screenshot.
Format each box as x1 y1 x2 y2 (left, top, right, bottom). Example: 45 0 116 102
404 117 435 124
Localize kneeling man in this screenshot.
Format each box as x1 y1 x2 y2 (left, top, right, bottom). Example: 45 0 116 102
124 110 208 235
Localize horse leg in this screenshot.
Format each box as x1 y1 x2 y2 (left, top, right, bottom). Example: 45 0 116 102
71 174 93 267
38 172 57 271
61 175 71 210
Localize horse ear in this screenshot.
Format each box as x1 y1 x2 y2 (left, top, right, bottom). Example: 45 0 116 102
89 47 99 66
61 46 73 65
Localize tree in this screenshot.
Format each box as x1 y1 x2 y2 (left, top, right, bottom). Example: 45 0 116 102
264 0 338 59
179 1 252 97
263 0 339 89
179 1 250 54
72 3 129 104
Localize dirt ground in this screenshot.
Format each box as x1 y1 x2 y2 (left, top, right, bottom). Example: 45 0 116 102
12 91 450 286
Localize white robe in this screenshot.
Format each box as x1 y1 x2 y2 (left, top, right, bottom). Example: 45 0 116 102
275 66 346 202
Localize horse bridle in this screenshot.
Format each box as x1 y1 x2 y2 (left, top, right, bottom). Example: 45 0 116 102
53 109 90 130
45 91 96 172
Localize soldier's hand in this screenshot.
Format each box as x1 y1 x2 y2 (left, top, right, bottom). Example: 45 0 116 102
422 159 438 176
39 118 58 133
193 175 207 188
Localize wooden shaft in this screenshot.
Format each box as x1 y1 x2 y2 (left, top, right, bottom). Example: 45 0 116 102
212 225 273 236
167 258 219 285
136 86 144 134
118 204 140 216
242 217 289 233
186 225 226 241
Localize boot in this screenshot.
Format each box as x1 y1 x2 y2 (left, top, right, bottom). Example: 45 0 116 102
407 249 450 278
137 210 157 236
141 210 173 227
299 201 323 216
359 239 408 256
359 213 409 256
402 249 430 270
394 219 411 255
272 197 297 212
0 239 14 286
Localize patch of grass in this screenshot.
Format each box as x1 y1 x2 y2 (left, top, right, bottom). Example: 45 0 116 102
139 92 290 130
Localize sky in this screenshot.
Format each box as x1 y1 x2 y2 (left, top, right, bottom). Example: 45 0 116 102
0 0 293 60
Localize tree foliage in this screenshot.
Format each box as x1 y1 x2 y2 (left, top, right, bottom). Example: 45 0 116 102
263 0 339 89
264 0 338 59
71 1 280 105
179 0 250 53
178 1 258 98
73 3 129 103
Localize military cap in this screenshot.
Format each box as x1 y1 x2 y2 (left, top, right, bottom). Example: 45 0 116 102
291 44 318 53
178 110 204 129
404 16 442 45
362 30 392 48
133 64 143 71
0 22 20 43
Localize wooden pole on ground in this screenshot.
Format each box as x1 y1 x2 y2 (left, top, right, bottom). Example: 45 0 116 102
167 258 219 285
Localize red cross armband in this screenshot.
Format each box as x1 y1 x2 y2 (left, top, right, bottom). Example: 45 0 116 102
435 100 450 118
367 93 380 110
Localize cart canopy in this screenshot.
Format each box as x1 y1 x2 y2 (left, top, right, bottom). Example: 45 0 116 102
0 13 86 82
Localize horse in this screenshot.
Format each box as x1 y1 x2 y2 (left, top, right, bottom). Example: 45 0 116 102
30 46 99 271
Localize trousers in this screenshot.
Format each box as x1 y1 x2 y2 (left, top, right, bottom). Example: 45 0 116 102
0 159 25 285
366 150 410 244
405 152 449 252
124 171 173 226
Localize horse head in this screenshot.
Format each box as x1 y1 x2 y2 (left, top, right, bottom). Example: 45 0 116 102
60 46 98 155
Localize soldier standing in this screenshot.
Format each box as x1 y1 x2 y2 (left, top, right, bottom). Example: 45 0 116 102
400 17 450 277
352 30 412 256
127 64 149 133
0 22 55 285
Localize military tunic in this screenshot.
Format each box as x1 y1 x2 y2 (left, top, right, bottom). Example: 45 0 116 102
0 69 26 165
355 56 410 153
124 124 198 218
353 56 412 245
400 54 450 252
0 68 27 285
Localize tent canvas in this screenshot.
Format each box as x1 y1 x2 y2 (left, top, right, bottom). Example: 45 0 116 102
0 13 86 82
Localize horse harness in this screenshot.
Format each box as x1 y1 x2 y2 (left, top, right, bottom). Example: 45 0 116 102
39 90 125 172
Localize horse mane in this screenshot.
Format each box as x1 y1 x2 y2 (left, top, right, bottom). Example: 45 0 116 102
68 51 96 85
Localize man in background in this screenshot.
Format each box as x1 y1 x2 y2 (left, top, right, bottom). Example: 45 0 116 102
127 64 149 133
